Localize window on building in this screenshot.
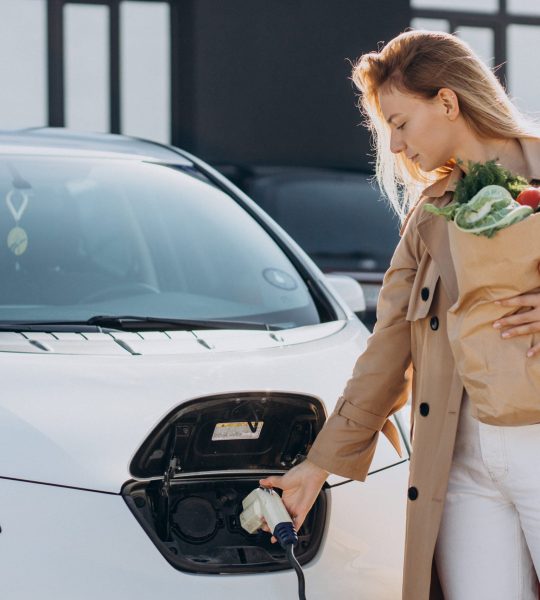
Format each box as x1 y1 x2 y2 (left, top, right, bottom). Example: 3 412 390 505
0 0 47 129
411 0 540 118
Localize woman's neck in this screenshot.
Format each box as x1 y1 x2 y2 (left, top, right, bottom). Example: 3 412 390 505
455 136 528 178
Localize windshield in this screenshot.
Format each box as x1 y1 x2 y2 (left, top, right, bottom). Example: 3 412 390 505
0 156 320 329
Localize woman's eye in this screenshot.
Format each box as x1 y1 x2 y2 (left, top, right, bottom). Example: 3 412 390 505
397 122 406 130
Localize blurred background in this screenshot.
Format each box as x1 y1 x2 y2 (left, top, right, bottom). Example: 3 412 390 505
4 0 540 328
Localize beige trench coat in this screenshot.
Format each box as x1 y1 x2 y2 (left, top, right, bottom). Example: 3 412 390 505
307 136 540 599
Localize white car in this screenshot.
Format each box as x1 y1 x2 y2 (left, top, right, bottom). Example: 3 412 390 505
0 128 409 599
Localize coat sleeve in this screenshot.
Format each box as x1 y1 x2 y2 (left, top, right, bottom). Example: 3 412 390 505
306 201 423 481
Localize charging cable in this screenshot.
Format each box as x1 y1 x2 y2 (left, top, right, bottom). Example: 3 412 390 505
240 487 306 600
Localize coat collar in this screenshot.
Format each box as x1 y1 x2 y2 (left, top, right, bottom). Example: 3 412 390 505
419 161 464 199
415 137 540 304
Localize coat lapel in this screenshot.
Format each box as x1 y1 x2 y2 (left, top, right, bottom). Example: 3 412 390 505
417 208 459 304
414 136 540 304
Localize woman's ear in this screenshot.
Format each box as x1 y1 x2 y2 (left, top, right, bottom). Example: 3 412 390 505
437 87 460 121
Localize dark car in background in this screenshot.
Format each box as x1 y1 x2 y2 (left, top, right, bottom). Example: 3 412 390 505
217 165 401 330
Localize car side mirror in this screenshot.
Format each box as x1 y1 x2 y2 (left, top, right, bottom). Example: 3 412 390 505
324 274 366 314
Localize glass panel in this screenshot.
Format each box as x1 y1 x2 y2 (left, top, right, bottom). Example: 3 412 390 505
508 0 540 16
411 0 497 11
0 0 46 128
507 25 540 118
120 1 170 144
410 18 450 32
0 157 319 329
64 4 110 132
456 27 495 68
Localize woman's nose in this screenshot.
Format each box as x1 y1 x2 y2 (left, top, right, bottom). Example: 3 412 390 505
390 135 406 155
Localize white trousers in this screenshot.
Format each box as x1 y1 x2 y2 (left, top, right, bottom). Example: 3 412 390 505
434 391 540 600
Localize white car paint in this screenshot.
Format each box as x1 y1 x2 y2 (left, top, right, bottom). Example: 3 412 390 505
0 320 403 491
0 320 409 599
0 463 407 599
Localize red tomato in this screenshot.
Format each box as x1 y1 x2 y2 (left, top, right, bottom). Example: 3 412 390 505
516 187 540 210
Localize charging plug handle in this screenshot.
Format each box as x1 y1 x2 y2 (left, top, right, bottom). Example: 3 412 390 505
240 487 306 600
240 487 296 541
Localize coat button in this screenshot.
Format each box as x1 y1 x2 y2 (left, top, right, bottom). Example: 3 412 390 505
430 316 439 330
408 486 419 501
419 402 430 416
421 287 430 301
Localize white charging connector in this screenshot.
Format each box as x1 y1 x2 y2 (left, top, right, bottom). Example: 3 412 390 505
240 487 293 535
240 487 306 600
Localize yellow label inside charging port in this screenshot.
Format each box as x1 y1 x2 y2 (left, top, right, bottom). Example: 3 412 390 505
212 421 264 441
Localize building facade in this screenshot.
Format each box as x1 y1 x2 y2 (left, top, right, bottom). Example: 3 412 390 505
3 0 540 167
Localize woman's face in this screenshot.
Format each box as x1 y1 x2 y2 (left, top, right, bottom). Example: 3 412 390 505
378 86 460 172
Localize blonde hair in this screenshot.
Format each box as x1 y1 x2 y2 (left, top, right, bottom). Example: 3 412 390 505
352 28 540 223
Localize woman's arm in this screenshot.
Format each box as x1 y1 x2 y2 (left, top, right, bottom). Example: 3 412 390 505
258 201 425 534
305 208 420 481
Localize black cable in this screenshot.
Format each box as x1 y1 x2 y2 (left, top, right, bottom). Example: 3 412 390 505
273 522 307 600
286 544 306 600
326 458 410 488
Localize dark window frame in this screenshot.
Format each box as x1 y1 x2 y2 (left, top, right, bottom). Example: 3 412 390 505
46 0 176 137
412 0 540 87
47 1 540 140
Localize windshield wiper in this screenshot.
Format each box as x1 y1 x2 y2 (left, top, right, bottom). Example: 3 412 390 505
86 315 283 331
0 321 109 332
0 315 283 332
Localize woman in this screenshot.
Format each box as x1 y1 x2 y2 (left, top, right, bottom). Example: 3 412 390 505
260 29 540 599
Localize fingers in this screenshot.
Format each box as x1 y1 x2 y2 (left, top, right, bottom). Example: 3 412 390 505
259 476 282 490
497 322 540 339
493 292 540 340
495 293 540 308
493 309 539 329
491 305 540 352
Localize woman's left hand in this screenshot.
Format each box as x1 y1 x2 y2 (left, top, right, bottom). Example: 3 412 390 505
493 264 540 357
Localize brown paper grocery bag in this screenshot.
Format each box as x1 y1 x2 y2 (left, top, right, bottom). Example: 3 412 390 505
446 213 540 425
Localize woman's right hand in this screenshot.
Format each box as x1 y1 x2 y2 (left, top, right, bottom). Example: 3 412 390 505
259 459 329 543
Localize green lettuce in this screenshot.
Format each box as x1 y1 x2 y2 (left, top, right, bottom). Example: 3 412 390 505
425 178 533 239
423 158 534 237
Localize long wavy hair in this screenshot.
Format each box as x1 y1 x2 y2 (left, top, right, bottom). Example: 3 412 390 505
352 29 540 223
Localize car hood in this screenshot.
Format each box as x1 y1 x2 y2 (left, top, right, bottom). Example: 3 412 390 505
0 321 367 492
0 322 343 356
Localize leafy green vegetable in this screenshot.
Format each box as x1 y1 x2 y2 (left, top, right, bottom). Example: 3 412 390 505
423 159 533 237
425 184 533 238
424 201 459 220
453 158 529 204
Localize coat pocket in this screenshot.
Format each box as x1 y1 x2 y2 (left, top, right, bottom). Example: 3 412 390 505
406 257 440 322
